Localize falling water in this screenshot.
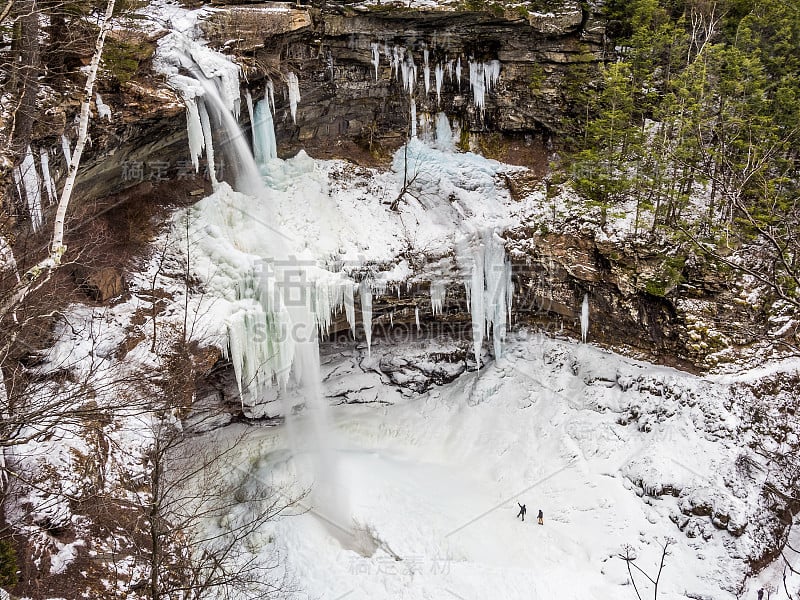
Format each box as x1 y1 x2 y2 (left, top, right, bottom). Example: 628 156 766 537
168 42 351 539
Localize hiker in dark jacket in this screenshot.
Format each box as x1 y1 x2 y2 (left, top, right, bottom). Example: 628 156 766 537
537 509 544 525
516 502 527 521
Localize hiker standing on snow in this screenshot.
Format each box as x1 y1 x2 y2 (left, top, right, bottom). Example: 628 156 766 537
516 502 527 521
537 509 544 525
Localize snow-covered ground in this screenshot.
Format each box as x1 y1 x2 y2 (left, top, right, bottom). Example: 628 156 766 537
191 331 784 600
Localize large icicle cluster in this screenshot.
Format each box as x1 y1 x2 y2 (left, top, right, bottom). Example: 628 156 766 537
469 60 501 112
458 229 513 366
371 41 500 115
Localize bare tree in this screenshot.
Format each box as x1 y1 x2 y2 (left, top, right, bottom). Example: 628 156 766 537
618 538 674 600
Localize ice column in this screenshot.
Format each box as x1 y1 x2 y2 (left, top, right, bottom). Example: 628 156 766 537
401 52 417 96
184 96 205 172
410 100 417 138
581 294 589 343
245 88 255 141
423 48 431 96
287 72 301 124
197 100 217 184
435 63 444 106
371 43 380 80
40 149 56 205
253 96 278 164
61 135 72 168
19 146 43 232
430 279 446 316
458 230 512 366
435 112 454 151
360 280 373 356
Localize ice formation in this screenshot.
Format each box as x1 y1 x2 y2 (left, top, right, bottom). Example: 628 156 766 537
245 88 255 140
401 52 417 96
197 100 217 184
61 134 72 168
287 72 301 124
458 229 512 365
95 93 112 121
0 235 18 280
360 280 373 356
371 43 380 80
415 306 421 332
469 60 501 112
410 100 417 138
423 48 431 96
456 56 462 89
430 281 445 316
40 148 56 205
253 95 278 165
435 63 444 106
18 146 43 232
435 112 454 151
581 293 589 343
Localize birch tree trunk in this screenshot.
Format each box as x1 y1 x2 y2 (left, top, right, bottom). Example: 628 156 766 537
0 0 116 317
51 0 116 257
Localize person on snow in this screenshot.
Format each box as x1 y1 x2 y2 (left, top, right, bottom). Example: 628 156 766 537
516 502 527 521
537 509 544 525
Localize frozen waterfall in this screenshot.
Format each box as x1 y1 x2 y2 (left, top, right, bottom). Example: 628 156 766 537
287 72 301 124
253 95 278 165
458 229 513 366
581 294 589 343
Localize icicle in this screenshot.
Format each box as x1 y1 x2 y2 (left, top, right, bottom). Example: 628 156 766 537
392 46 401 80
458 229 511 366
389 311 394 328
95 93 112 121
485 60 501 89
483 229 510 360
344 279 356 337
581 294 589 343
40 148 56 205
435 63 444 106
430 279 445 316
419 112 432 142
20 146 43 232
61 134 72 168
360 280 373 356
415 306 421 332
245 88 255 143
456 56 462 89
401 51 416 96
184 96 205 172
435 112 453 151
371 43 380 80
423 48 431 96
253 97 278 164
267 79 276 114
0 236 18 281
327 51 335 80
469 61 485 111
469 60 501 113
410 100 417 138
287 72 301 124
197 99 217 185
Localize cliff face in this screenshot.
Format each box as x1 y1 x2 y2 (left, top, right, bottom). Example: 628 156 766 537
63 2 762 370
203 1 606 158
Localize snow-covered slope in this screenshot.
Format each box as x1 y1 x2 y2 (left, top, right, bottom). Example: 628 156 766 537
194 332 779 600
